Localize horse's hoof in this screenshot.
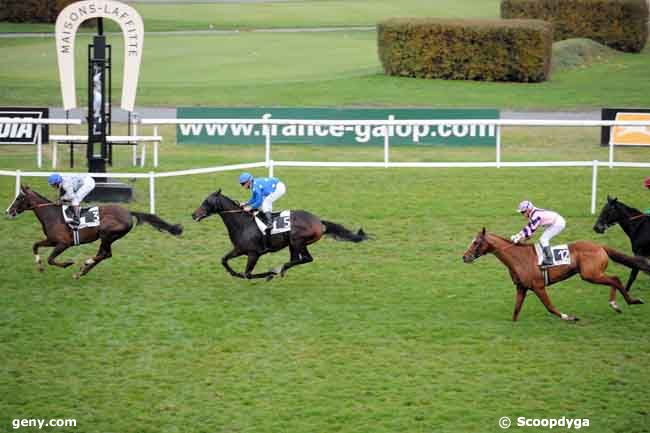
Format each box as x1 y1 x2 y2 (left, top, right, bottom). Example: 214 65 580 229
637 298 645 305
63 261 74 268
265 274 275 282
37 266 44 273
609 301 622 313
73 273 80 280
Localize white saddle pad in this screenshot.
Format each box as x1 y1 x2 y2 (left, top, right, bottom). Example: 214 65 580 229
255 210 291 235
62 205 100 229
534 243 571 267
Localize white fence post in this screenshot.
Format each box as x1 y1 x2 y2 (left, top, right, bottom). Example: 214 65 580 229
15 170 21 197
591 160 598 215
52 139 58 169
265 126 271 173
132 120 138 167
268 160 274 177
496 125 501 168
153 125 159 168
608 141 614 169
384 128 390 168
149 171 155 214
36 124 42 168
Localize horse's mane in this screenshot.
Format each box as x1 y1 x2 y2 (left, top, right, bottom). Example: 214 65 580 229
215 190 240 207
488 232 511 243
613 199 642 216
27 188 52 203
488 232 534 250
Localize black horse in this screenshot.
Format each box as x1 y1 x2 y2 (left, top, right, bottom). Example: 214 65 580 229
191 189 368 280
593 196 650 291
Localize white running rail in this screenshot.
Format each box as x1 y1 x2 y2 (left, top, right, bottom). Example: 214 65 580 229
2 117 650 214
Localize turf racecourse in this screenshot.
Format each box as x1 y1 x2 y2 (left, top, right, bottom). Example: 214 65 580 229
1 130 650 433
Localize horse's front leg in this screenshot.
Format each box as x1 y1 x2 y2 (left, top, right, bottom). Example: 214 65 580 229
33 239 54 272
243 253 276 280
512 285 528 322
533 286 578 322
47 243 74 268
222 249 246 279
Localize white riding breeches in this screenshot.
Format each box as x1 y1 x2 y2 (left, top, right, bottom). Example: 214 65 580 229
261 181 286 212
71 177 96 206
539 216 566 247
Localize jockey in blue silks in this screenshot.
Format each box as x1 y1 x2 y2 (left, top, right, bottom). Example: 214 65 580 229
239 172 286 249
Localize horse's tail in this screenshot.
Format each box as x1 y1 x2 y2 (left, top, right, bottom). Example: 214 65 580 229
604 247 650 272
131 211 183 236
321 220 368 242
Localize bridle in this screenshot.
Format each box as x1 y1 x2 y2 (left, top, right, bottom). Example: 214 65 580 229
467 235 518 261
6 194 56 214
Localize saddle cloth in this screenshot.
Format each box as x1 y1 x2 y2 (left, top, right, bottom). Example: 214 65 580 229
62 205 101 229
534 243 571 267
254 210 291 235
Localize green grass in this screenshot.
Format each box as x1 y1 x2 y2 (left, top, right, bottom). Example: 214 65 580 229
0 0 500 33
2 32 650 109
1 132 650 433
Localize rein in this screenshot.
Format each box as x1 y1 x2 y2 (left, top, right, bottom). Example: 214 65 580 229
629 213 648 221
26 202 58 211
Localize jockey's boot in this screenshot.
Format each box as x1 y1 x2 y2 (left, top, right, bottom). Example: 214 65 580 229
71 206 81 228
263 211 273 251
541 246 553 267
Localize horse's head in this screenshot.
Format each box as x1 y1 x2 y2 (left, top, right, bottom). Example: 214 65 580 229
593 196 623 234
463 227 490 263
5 185 38 219
192 189 240 221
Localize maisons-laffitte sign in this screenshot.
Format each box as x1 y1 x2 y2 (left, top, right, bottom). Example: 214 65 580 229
55 0 144 112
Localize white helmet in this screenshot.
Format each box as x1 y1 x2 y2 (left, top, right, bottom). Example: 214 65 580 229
517 200 533 213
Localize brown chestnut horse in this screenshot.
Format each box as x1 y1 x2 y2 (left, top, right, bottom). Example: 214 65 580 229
462 228 647 322
6 185 183 278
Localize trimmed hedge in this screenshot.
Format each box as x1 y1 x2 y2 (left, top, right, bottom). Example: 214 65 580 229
378 18 553 83
501 0 649 53
1 0 80 23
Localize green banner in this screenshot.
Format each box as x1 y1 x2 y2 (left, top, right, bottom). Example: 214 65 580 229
176 107 499 146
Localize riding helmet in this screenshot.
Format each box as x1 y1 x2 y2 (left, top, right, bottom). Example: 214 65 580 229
48 173 62 186
517 200 533 213
239 172 253 185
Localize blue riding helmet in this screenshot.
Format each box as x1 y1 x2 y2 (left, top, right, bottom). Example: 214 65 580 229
239 172 253 185
48 173 62 186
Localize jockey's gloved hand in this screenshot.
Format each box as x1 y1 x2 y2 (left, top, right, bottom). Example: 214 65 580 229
510 234 522 244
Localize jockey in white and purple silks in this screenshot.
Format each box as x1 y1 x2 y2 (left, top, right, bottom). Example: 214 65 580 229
510 200 566 266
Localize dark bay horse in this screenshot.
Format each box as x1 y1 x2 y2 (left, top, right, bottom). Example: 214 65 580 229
191 189 368 280
593 196 650 291
462 228 646 322
6 185 183 278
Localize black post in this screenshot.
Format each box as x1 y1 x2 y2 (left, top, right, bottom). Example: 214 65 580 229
87 18 107 178
83 17 133 203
